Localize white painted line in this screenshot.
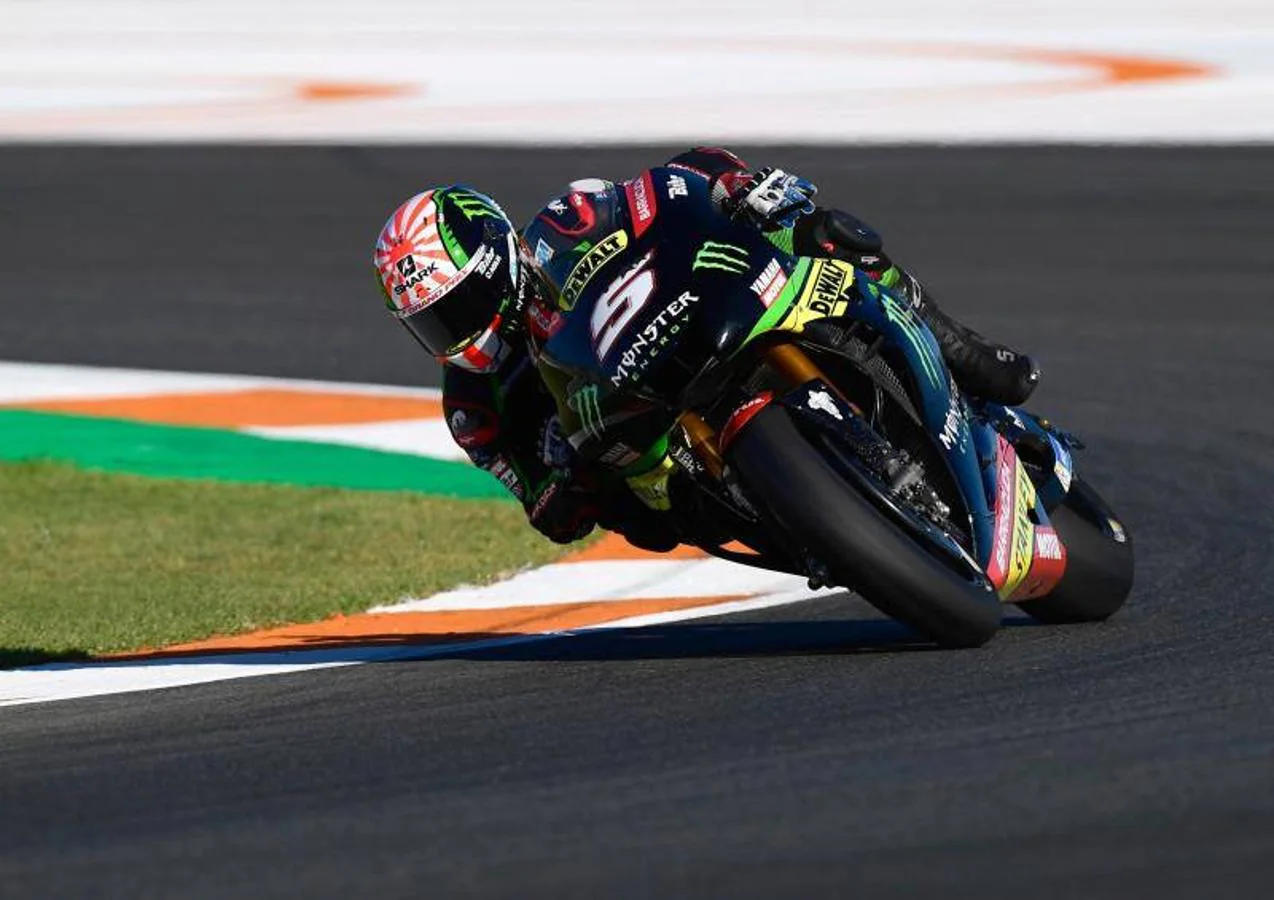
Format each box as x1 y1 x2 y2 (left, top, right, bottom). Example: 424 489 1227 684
0 586 825 707
246 419 465 461
374 558 811 613
0 360 441 404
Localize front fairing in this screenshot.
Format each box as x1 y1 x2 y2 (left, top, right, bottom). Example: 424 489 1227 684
528 167 801 444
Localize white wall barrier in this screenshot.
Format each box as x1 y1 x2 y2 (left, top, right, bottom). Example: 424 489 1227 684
1 0 1271 141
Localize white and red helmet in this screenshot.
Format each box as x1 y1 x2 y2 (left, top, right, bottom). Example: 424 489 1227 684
373 185 520 372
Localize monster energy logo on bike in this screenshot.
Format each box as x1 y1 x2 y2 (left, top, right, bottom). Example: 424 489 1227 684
692 241 749 274
570 383 606 440
878 286 943 387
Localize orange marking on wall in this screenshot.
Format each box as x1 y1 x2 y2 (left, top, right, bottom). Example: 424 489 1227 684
888 44 1217 95
12 388 443 428
106 593 748 660
998 47 1213 86
0 41 1215 133
295 81 417 102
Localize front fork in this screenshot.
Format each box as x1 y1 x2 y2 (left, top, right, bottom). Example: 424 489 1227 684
678 341 835 477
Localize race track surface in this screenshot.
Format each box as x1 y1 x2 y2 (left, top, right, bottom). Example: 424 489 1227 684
3 146 1273 898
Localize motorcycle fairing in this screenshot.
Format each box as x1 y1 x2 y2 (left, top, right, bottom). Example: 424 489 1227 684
983 433 1068 600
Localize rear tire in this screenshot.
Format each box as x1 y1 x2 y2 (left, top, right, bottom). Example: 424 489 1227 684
729 407 1002 648
1017 479 1134 624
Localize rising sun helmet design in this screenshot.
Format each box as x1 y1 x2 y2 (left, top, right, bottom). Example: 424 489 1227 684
373 186 521 372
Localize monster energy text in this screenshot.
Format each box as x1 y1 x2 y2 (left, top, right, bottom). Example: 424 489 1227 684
610 291 700 386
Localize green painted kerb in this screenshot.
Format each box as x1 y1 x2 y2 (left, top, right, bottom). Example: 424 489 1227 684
0 410 511 499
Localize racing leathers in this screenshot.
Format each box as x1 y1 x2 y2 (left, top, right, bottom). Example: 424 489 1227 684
443 147 1038 547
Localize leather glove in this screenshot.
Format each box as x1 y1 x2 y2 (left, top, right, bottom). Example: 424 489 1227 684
722 167 818 230
528 469 599 544
538 414 575 469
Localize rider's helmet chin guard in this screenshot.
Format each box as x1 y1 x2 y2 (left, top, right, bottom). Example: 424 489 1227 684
373 186 523 374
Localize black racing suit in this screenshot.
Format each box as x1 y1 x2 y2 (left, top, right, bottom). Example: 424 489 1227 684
442 147 1035 546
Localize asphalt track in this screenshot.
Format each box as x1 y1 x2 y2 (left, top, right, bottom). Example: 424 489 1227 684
2 146 1273 898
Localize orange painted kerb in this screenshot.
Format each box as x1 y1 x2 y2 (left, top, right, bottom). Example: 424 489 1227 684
104 535 743 661
109 594 744 661
10 388 444 428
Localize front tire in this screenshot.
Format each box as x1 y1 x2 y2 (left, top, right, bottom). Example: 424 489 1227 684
729 406 1002 648
1017 479 1134 624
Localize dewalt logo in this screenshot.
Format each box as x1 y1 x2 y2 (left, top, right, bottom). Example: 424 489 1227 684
692 241 749 275
559 230 629 311
781 259 855 332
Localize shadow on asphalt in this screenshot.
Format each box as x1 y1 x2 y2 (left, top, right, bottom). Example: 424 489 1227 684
5 617 1045 670
452 618 937 661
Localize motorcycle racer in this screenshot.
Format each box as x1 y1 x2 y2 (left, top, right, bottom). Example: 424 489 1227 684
371 148 1039 548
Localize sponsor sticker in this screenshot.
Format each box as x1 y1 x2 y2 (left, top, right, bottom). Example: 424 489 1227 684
489 457 525 500
559 230 629 310
667 175 689 199
390 256 438 297
392 246 493 317
609 291 700 386
938 402 962 451
625 171 658 238
781 259 853 331
719 392 773 451
988 436 1017 586
599 442 641 468
1036 529 1063 561
750 258 788 309
806 388 843 421
692 241 749 274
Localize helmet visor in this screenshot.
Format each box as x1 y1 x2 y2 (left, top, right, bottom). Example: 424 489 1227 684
395 241 515 357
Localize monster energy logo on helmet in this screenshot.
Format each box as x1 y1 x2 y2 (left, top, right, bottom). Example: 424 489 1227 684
449 191 503 221
693 241 749 274
437 187 507 268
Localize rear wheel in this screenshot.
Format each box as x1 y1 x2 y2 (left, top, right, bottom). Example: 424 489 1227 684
1017 479 1134 624
729 406 1002 648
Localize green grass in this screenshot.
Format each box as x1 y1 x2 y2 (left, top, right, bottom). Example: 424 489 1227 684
1 461 571 668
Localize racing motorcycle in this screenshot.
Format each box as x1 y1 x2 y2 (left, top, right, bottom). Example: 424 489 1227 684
527 169 1134 648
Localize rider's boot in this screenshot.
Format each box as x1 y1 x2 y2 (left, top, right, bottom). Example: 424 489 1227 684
804 209 1041 407
898 271 1041 407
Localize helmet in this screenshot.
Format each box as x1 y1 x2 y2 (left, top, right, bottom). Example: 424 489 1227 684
373 186 521 372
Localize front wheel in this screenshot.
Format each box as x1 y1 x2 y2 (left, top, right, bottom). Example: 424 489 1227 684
1016 479 1134 624
729 406 1002 648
